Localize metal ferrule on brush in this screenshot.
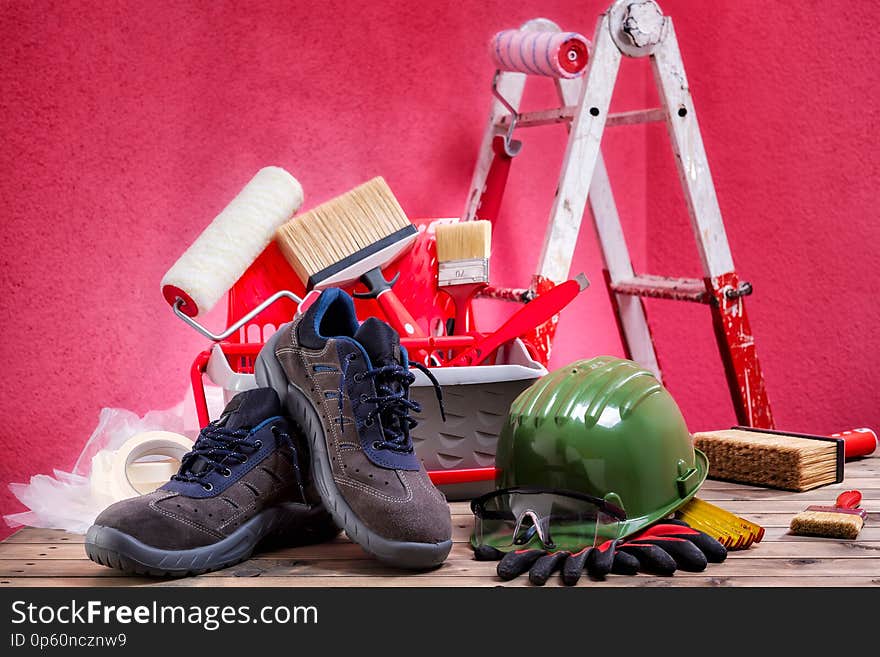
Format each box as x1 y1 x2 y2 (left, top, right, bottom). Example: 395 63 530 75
437 258 490 287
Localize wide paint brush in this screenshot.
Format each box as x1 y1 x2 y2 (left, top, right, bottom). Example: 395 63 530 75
275 177 426 338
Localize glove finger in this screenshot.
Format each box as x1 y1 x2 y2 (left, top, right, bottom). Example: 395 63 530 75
562 548 590 586
634 537 707 572
529 551 569 586
635 522 694 539
662 518 690 528
611 549 640 575
585 540 616 579
473 544 504 561
618 543 677 575
638 522 728 563
497 550 545 581
680 530 727 563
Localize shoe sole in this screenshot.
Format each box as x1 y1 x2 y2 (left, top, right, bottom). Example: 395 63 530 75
257 328 452 570
84 502 336 578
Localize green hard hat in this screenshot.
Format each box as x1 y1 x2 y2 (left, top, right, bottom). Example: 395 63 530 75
492 356 708 544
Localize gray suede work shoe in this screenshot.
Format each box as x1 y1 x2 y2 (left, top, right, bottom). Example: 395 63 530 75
84 388 339 577
255 288 452 569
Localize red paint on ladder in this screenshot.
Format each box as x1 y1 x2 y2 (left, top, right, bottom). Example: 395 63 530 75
518 275 560 366
707 272 774 429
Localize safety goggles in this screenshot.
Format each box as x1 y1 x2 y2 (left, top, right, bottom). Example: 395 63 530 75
470 487 627 552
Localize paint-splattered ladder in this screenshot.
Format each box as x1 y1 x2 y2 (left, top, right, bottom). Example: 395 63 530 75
463 0 773 428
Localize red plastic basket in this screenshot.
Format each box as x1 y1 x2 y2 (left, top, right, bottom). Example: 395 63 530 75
189 220 500 487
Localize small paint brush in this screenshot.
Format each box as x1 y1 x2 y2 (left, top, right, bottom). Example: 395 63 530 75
435 220 491 335
790 490 867 540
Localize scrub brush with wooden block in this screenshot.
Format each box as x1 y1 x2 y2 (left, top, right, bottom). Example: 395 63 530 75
693 427 846 491
790 490 867 540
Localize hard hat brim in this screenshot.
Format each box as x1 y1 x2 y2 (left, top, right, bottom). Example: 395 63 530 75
612 447 709 541
470 448 710 553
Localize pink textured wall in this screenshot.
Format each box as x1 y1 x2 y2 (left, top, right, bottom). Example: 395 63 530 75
2 1 878 538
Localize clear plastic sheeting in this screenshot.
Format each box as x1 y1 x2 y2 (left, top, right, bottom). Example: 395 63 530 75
4 386 225 534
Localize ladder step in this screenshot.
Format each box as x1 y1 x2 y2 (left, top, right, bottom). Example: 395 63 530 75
610 275 710 303
496 107 665 130
606 108 666 127
499 106 575 129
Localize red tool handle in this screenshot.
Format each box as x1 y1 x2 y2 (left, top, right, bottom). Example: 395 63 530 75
830 428 878 459
836 490 862 509
441 282 487 335
477 136 516 222
354 267 428 340
376 289 427 338
447 274 588 367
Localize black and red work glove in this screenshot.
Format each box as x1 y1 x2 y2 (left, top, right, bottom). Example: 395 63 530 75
473 543 612 586
616 519 727 575
473 519 726 586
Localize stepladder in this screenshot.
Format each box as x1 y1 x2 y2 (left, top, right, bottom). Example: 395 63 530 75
464 0 774 428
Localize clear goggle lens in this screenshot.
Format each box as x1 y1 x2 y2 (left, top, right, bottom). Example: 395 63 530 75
471 487 626 551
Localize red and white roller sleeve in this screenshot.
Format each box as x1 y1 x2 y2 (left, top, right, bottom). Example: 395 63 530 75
161 167 303 317
489 30 590 79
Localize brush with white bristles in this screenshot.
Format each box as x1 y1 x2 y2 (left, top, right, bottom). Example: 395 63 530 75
435 220 492 334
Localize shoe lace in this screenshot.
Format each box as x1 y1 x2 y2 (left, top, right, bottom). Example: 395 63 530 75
173 422 303 495
337 354 445 453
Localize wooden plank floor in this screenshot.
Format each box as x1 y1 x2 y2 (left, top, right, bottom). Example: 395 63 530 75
2 455 878 587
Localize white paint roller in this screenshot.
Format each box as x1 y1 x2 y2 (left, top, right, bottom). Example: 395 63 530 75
161 166 304 317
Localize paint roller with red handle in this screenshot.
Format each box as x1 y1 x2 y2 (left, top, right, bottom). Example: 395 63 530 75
490 30 591 79
479 29 590 223
161 167 305 340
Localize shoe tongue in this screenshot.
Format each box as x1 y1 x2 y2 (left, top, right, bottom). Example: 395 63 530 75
215 388 281 431
354 317 402 366
182 389 281 477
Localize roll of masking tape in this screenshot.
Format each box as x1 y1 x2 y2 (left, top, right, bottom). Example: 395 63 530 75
89 431 193 504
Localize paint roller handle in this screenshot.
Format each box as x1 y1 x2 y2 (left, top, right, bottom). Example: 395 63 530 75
172 290 303 342
477 136 517 222
831 428 878 459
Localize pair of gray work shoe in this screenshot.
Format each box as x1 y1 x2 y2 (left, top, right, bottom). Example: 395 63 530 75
85 289 452 576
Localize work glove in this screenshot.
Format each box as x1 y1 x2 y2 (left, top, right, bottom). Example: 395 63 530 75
474 541 621 586
615 519 727 575
473 519 726 586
